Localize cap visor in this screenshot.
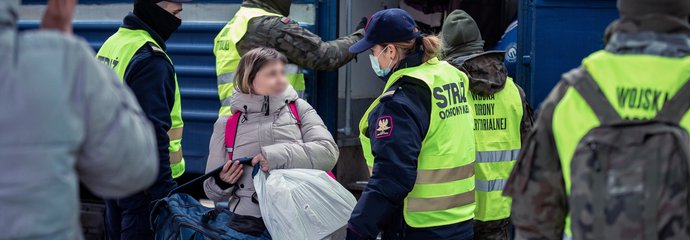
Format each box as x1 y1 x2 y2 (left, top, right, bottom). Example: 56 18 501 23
349 38 375 54
166 0 193 2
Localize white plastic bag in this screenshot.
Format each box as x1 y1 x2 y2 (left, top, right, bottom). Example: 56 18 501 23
254 169 357 240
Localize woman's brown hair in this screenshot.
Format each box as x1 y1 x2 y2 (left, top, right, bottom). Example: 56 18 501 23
234 47 288 94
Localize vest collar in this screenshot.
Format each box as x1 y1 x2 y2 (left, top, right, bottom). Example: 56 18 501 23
230 85 299 115
122 13 167 51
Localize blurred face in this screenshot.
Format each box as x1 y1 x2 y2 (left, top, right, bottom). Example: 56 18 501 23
251 61 288 96
371 43 399 70
157 1 183 19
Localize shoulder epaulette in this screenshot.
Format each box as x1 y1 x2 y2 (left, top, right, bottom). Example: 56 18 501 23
381 89 396 99
148 42 165 54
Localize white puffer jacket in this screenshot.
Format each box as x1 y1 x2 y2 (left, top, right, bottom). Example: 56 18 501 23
203 86 338 217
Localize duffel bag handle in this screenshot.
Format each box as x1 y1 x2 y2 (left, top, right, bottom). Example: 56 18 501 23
167 157 258 197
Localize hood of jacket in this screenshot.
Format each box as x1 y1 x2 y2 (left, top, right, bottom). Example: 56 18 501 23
441 10 485 59
230 85 299 115
450 51 508 96
604 14 690 57
243 0 291 16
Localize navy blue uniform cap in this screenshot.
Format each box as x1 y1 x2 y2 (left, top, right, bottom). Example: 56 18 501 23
349 8 421 54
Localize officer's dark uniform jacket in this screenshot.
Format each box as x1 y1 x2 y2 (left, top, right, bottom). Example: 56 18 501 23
237 0 363 71
348 52 473 240
504 15 690 240
117 13 177 197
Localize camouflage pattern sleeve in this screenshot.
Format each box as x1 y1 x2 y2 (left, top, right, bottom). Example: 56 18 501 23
504 82 570 240
241 16 364 71
517 84 535 142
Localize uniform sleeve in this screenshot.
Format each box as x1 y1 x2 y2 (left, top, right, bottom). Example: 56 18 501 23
261 99 339 171
254 17 364 71
73 41 158 198
124 50 177 193
348 90 430 239
517 84 535 142
504 82 569 240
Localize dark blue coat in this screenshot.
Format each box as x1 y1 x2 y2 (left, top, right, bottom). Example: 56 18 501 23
121 13 177 197
347 53 473 240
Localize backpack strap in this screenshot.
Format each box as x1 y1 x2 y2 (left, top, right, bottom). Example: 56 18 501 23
225 112 243 161
163 114 242 197
563 68 622 123
655 79 690 123
289 101 301 128
288 101 337 180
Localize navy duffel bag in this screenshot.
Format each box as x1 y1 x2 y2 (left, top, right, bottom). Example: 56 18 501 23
151 166 270 240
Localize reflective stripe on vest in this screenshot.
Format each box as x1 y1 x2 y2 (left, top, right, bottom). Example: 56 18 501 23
96 28 185 178
214 7 305 116
471 77 523 221
552 50 690 237
359 58 476 228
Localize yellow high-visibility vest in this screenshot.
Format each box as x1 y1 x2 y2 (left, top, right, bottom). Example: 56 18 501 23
553 50 690 238
359 57 477 228
97 28 185 178
470 77 523 221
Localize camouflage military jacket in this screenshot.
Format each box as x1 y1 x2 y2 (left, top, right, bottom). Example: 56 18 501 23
236 1 364 71
504 16 690 240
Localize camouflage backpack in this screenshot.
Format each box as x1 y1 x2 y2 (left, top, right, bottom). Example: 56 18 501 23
566 69 690 240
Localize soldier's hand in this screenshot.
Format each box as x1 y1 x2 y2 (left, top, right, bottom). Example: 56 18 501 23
41 0 76 33
356 17 368 31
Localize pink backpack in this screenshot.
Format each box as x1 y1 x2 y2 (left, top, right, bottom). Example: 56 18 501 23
224 102 336 179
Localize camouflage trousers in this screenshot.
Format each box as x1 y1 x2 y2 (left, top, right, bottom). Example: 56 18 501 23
474 218 511 240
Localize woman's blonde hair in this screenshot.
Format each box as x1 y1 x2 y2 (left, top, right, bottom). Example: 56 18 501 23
234 47 288 94
384 30 443 67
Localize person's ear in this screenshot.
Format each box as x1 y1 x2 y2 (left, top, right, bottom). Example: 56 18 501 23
387 44 397 61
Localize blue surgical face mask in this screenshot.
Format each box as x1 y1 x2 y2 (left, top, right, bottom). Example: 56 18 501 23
369 46 393 77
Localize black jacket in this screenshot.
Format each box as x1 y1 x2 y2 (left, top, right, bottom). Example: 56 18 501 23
121 13 177 197
348 52 473 240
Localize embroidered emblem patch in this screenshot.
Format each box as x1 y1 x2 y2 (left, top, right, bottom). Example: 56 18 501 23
280 17 291 24
375 116 393 138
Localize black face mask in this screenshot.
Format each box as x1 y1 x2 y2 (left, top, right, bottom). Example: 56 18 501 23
133 1 181 41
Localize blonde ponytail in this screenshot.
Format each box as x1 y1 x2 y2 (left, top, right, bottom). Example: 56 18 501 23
388 32 444 66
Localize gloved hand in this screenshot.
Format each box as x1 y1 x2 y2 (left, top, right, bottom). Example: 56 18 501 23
356 17 368 31
41 0 76 33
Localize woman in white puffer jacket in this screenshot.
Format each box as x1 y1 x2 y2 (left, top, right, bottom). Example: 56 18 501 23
203 48 339 225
